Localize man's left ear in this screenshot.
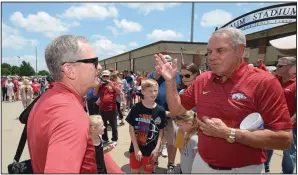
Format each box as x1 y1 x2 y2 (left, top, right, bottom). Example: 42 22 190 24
237 44 246 57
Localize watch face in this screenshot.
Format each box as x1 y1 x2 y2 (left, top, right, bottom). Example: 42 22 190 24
227 137 235 143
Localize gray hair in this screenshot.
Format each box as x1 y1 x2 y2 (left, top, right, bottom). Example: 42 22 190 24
279 56 297 65
45 35 89 81
211 27 246 49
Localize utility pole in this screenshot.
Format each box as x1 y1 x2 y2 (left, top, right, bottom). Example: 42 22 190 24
35 46 38 75
190 2 195 42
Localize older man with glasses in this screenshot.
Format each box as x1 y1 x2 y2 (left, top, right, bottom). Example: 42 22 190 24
27 35 102 173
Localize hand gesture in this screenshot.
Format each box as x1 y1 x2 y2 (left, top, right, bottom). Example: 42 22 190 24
197 116 230 139
106 144 115 152
155 53 178 81
135 149 143 162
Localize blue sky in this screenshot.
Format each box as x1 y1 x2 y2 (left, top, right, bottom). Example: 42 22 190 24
2 2 284 71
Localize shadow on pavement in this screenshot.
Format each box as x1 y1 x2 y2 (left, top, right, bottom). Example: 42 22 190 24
124 151 130 158
121 164 168 174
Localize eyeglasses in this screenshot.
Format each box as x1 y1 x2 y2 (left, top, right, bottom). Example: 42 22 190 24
102 75 109 78
180 74 192 78
276 64 290 68
62 57 99 68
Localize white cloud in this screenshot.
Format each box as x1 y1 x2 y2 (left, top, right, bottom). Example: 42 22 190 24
2 55 48 71
147 29 183 41
200 9 233 27
92 39 127 59
114 19 142 33
107 26 119 37
125 3 180 15
91 34 107 39
10 11 79 38
2 23 38 50
61 3 118 20
129 42 139 47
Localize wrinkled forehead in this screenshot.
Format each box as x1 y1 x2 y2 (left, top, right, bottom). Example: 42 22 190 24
207 33 233 49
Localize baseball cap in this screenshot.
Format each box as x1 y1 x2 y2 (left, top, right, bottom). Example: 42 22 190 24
101 70 111 76
270 34 296 55
164 55 172 62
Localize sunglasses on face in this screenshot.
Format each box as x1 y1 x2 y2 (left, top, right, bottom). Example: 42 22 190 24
180 74 192 78
102 75 109 78
62 57 99 68
276 64 289 68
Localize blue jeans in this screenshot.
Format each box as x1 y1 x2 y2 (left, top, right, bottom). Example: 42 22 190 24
265 128 297 173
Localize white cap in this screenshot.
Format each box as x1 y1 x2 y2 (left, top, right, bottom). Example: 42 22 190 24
101 70 111 76
270 34 296 55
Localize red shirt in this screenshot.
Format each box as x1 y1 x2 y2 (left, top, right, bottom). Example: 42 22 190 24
31 82 40 93
180 61 292 168
279 76 297 128
13 79 19 91
1 78 7 87
49 82 55 89
98 82 120 112
27 82 97 173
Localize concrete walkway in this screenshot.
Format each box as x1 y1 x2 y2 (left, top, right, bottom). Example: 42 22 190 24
1 101 285 173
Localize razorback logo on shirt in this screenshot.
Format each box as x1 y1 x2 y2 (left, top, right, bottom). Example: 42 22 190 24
231 92 247 100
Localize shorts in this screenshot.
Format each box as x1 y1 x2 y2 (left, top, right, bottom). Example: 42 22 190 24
164 118 177 145
129 153 155 173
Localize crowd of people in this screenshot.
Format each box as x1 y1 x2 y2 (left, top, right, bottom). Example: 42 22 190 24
7 27 296 174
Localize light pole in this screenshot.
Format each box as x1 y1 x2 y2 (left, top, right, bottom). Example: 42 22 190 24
35 46 37 75
190 2 195 42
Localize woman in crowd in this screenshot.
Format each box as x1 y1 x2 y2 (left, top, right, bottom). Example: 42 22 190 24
20 78 33 109
6 79 14 102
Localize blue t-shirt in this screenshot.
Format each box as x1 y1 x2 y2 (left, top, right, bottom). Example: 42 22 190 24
125 75 133 88
86 88 99 99
148 71 181 111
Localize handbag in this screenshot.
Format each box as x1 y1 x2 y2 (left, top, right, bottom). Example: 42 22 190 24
7 125 33 174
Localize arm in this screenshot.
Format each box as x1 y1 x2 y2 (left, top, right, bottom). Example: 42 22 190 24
166 80 187 116
129 125 140 152
44 108 89 173
110 82 121 94
155 128 163 151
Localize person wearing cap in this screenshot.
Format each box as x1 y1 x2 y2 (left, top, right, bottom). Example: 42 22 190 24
265 36 297 174
94 70 121 146
256 59 268 72
123 69 134 109
148 54 181 173
155 27 293 173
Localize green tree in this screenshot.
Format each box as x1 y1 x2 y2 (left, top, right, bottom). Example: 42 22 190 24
11 66 20 75
38 70 50 76
19 61 35 76
1 63 12 75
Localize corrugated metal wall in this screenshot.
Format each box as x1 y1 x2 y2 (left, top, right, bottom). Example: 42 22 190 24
117 60 130 71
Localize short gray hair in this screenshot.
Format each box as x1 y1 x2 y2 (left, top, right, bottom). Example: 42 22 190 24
45 35 89 81
279 56 297 65
211 27 246 48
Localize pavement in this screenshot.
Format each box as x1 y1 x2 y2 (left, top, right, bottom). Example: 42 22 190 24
1 101 286 173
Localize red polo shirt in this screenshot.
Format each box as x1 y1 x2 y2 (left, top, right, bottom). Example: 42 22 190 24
27 82 97 173
279 76 297 128
180 61 292 168
98 82 120 112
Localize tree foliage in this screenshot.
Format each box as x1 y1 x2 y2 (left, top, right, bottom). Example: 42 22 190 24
38 70 50 76
1 61 36 76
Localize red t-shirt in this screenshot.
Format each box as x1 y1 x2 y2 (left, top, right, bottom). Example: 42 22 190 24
257 63 268 72
27 82 97 173
180 61 292 168
98 82 120 112
31 82 40 93
279 76 297 128
49 82 55 89
1 78 7 87
13 79 19 91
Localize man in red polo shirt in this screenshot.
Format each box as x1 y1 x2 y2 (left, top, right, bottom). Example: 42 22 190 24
265 57 297 173
27 35 102 173
155 27 293 173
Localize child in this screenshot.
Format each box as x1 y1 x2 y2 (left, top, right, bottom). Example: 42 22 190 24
174 110 198 174
89 115 115 174
125 79 166 174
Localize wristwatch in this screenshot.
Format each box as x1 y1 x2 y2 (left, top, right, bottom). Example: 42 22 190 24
227 128 236 143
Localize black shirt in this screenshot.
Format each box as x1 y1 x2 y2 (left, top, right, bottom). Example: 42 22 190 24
94 137 107 174
126 102 166 156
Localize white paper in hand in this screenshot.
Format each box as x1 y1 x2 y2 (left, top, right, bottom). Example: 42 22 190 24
240 113 264 130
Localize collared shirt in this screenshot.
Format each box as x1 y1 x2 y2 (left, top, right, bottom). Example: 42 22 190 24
279 76 297 128
27 82 97 173
180 61 292 168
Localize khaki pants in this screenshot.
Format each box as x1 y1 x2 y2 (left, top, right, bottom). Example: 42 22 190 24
191 152 265 173
163 119 177 145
